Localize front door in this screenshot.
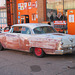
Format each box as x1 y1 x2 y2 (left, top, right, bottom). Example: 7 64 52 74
5 33 20 50
25 15 29 23
5 26 22 50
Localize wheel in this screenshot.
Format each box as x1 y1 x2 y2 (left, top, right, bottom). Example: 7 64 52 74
0 43 3 51
34 48 45 58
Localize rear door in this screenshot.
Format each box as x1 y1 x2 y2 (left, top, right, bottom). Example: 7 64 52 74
19 26 31 51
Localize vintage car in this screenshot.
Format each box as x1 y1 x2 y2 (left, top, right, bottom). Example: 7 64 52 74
0 23 75 57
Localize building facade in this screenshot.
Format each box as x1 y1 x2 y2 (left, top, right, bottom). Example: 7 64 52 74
6 0 75 34
6 0 46 26
0 0 7 29
7 0 75 24
16 0 46 24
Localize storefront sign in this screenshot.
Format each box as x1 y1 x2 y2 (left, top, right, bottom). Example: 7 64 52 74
69 15 74 23
32 3 36 8
54 21 66 25
28 7 32 9
24 3 27 9
20 3 24 10
18 3 24 10
18 1 37 10
28 2 32 9
54 21 67 31
35 1 37 8
28 2 31 6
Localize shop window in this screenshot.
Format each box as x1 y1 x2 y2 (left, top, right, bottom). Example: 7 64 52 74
32 14 36 21
46 0 69 33
46 0 68 21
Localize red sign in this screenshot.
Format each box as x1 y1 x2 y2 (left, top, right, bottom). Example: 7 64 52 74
54 21 67 32
32 3 36 8
54 21 66 25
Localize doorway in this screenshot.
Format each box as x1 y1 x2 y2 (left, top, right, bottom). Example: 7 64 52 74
25 15 29 23
21 15 29 23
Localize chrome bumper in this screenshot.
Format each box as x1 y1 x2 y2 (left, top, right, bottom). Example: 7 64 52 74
55 46 75 55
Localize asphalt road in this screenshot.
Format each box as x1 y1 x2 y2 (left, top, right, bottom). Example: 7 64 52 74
0 49 75 75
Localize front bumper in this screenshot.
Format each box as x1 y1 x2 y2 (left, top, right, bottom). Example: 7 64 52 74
55 46 75 55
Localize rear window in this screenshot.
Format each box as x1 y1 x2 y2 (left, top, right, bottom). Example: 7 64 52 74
33 26 57 34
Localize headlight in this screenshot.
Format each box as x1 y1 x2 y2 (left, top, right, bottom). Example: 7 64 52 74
58 42 63 50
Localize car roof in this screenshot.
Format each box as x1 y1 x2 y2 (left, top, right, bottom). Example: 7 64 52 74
12 23 51 29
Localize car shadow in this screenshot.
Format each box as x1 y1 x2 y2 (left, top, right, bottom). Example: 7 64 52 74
3 49 75 59
45 52 75 59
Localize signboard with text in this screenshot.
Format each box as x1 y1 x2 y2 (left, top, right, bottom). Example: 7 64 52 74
54 21 67 32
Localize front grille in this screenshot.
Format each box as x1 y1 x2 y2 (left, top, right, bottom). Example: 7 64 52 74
62 46 75 51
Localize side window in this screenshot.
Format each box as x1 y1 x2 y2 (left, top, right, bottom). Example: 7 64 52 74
11 26 22 33
21 27 31 34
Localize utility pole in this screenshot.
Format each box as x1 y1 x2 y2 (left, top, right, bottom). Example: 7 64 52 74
63 0 64 33
63 0 64 18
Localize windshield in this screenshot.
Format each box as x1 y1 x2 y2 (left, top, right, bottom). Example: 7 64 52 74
33 26 57 34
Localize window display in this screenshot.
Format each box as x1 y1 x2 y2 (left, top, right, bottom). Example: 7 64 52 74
46 0 75 33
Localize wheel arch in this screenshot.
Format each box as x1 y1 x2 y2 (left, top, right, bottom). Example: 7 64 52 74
0 42 4 50
0 42 5 48
29 47 35 53
29 47 45 53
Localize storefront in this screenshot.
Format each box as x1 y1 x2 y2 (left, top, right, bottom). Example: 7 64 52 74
16 0 46 24
17 0 38 23
46 0 75 34
6 0 46 26
46 0 75 21
6 0 75 34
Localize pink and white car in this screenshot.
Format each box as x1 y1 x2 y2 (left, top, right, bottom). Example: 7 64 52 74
0 23 75 57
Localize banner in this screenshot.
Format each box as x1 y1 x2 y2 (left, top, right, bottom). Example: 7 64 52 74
24 3 27 9
54 21 66 25
54 21 67 29
18 3 24 10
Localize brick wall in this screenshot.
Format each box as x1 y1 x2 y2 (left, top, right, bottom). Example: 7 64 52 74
13 0 17 24
37 0 46 23
43 0 47 21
